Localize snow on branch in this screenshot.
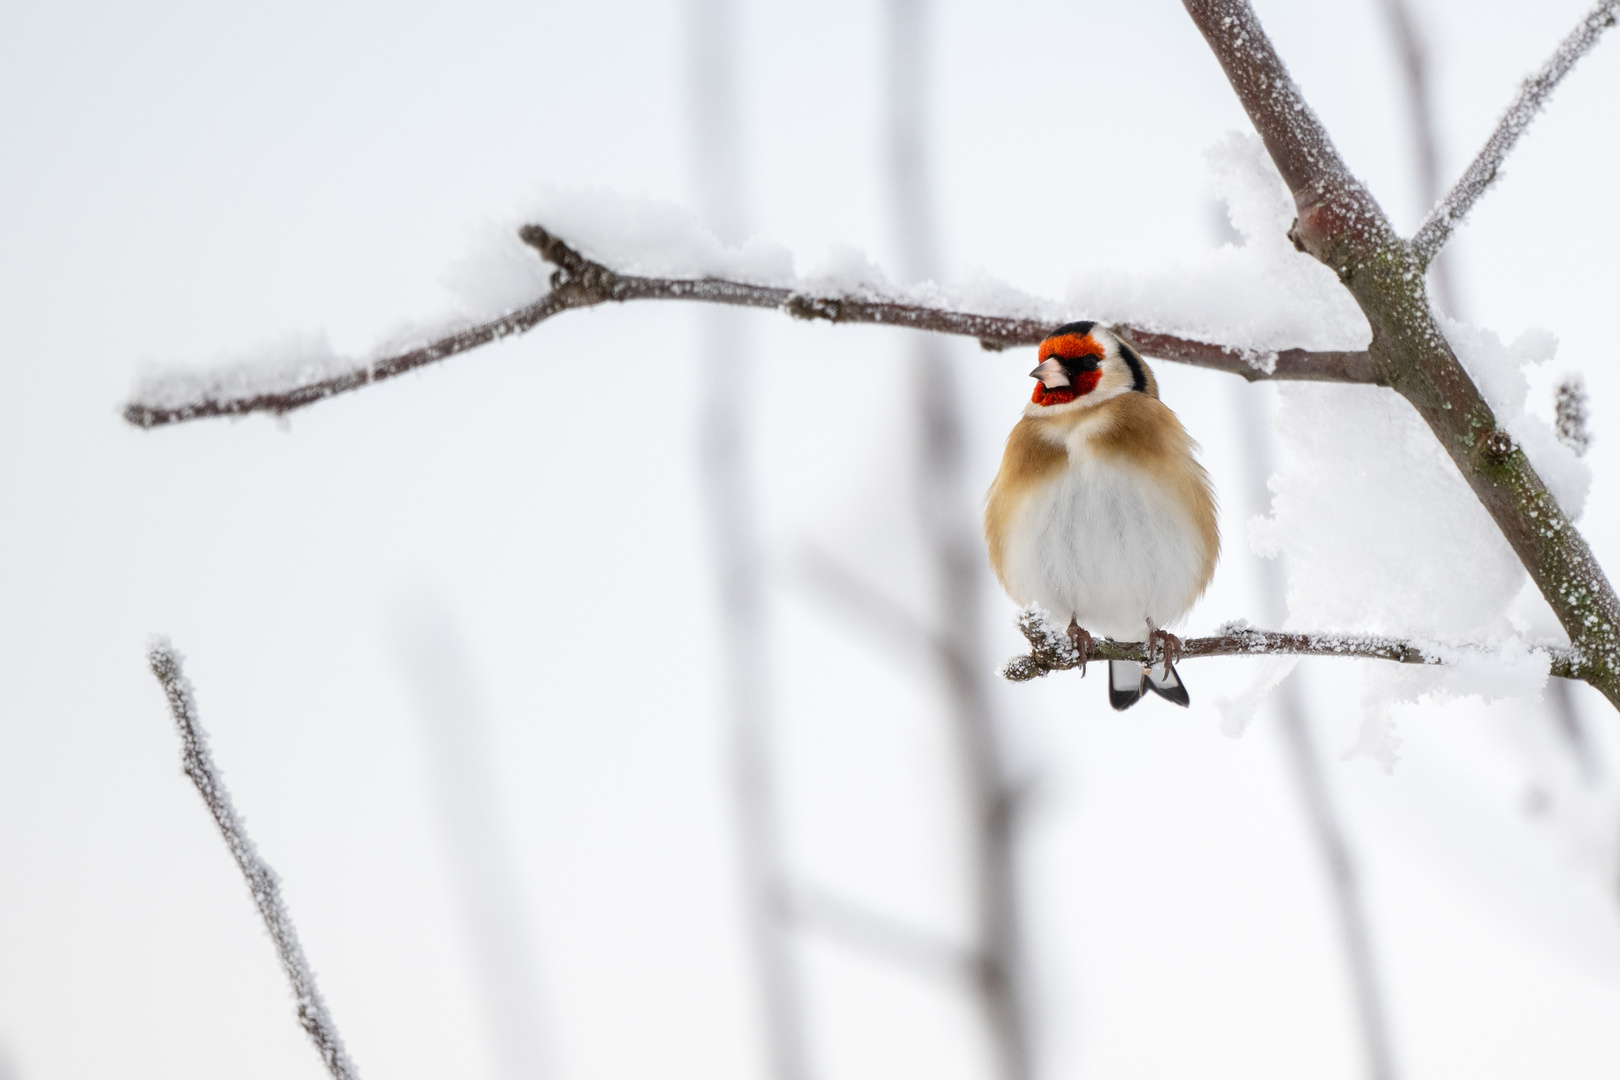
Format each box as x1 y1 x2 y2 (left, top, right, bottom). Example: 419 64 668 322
122 225 1379 429
145 640 359 1080
1412 0 1620 263
1183 0 1359 200
1183 0 1620 712
999 607 1581 684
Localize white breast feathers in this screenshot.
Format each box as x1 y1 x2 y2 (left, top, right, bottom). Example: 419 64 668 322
997 445 1213 641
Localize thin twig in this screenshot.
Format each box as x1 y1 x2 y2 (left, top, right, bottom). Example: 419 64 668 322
122 227 1380 429
1000 607 1581 682
145 639 358 1080
1411 0 1620 263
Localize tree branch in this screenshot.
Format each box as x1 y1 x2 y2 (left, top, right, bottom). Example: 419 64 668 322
1000 607 1580 683
1183 0 1620 710
1411 0 1620 264
146 639 359 1080
122 226 1380 429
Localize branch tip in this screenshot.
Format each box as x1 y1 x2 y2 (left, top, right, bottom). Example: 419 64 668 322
1413 0 1620 261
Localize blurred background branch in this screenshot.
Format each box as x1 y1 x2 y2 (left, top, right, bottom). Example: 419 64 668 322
1375 0 1457 315
686 2 813 1079
389 599 551 1080
1230 383 1398 1080
885 0 1033 1076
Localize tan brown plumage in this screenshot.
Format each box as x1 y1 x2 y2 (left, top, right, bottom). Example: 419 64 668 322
984 322 1218 709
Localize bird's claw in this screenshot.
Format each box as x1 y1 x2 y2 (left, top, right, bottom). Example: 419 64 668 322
1067 618 1094 676
1147 628 1182 678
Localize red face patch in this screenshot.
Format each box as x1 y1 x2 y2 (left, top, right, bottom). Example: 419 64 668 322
1032 332 1105 406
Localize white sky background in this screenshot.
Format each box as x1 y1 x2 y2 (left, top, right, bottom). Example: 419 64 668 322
3 1 1620 1079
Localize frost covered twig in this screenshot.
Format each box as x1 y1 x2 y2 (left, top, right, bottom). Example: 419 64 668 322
1183 0 1620 711
145 640 359 1080
122 227 1381 428
1000 608 1580 683
1411 0 1620 263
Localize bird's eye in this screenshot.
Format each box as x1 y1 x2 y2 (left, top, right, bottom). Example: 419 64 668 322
1070 356 1101 371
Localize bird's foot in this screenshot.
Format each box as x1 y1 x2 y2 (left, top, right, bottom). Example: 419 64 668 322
1146 628 1182 678
1067 618 1094 676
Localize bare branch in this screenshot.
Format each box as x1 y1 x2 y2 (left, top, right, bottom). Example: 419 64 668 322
1412 0 1620 263
145 639 358 1080
1000 607 1581 683
122 226 1380 429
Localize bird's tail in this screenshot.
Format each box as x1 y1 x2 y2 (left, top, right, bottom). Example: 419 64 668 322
1108 659 1191 711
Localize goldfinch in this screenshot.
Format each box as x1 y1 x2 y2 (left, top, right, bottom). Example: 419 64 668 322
985 322 1219 710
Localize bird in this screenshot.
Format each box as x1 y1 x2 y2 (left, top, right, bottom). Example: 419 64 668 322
984 321 1219 710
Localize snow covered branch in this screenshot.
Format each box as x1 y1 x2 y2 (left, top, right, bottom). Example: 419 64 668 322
1000 608 1581 684
122 226 1380 429
1411 0 1620 264
145 640 359 1080
1184 0 1620 711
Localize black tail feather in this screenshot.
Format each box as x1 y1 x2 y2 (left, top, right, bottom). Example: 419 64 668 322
1108 660 1145 711
1144 660 1191 707
1107 660 1190 710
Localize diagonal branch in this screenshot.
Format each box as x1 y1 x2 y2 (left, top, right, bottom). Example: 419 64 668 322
122 226 1379 429
146 639 359 1080
1183 0 1620 711
1001 608 1581 683
1412 0 1619 264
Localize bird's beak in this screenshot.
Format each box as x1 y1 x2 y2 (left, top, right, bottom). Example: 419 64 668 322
1030 357 1071 388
